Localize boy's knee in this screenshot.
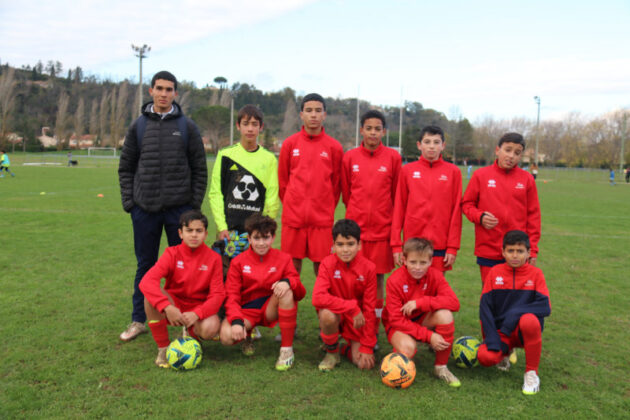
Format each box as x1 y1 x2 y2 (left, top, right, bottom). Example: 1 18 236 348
279 289 295 306
518 313 541 333
434 309 454 324
319 309 337 327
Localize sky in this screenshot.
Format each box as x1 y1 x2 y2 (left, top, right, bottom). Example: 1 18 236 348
1 0 629 123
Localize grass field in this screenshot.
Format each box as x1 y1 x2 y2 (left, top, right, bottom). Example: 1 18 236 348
1 153 629 419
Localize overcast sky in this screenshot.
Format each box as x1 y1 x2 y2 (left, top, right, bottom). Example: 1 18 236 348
1 0 629 122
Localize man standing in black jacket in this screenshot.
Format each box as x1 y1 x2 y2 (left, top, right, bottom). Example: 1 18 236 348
118 70 207 342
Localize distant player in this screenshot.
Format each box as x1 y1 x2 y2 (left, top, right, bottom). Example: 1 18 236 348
312 219 377 371
342 110 401 333
382 238 461 387
278 93 343 276
139 210 225 368
0 150 15 177
477 230 551 395
391 125 462 273
220 214 306 371
462 132 541 284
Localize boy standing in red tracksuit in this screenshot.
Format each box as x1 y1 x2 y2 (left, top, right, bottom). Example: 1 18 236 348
140 210 225 368
342 110 402 333
312 219 377 372
391 125 462 273
477 230 551 395
220 214 306 371
383 237 461 387
278 93 343 276
462 132 541 284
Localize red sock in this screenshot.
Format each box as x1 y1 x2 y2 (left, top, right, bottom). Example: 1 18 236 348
278 306 297 347
340 343 353 362
321 332 339 353
148 319 170 348
519 314 542 373
434 322 455 365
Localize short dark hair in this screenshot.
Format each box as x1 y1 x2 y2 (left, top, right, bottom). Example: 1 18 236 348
237 104 264 126
300 93 326 111
244 214 277 236
503 230 530 250
151 71 178 90
179 209 208 229
402 237 434 257
360 110 387 129
332 219 360 242
419 125 445 143
498 132 526 148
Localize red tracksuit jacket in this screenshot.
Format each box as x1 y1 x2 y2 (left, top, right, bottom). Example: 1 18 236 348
383 266 460 343
462 161 541 260
342 142 402 241
140 243 225 320
278 127 343 228
224 248 306 325
312 253 377 353
480 262 551 352
391 156 462 254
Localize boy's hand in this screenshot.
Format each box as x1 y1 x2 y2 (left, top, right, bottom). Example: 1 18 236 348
271 281 290 299
393 252 403 267
218 230 230 240
231 324 246 342
481 212 499 229
401 300 417 317
443 253 456 268
357 352 375 370
181 311 199 328
164 305 185 326
429 332 449 352
353 311 365 329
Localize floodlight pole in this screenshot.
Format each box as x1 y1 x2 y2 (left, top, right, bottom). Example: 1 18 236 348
534 96 541 166
132 44 151 117
620 112 627 173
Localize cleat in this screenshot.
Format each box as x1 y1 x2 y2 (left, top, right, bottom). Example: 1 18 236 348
497 356 511 372
241 336 255 356
251 327 262 340
275 348 295 371
434 365 461 388
522 370 540 395
318 352 341 372
509 348 518 364
155 347 169 368
119 321 147 342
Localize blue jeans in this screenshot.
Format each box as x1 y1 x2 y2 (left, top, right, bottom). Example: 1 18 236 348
130 205 192 323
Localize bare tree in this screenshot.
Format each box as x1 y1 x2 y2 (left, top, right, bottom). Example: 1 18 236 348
74 97 85 145
89 99 99 135
209 89 220 106
219 89 232 108
0 67 17 146
99 90 110 145
110 82 129 147
280 97 299 140
178 90 191 115
55 92 70 150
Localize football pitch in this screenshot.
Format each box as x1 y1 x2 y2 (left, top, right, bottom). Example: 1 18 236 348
1 154 628 419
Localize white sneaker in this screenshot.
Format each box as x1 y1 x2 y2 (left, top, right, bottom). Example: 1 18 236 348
275 347 295 371
497 356 511 372
119 321 147 342
522 370 540 395
434 365 461 388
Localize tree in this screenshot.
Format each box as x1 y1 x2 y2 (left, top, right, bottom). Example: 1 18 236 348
98 90 110 145
109 82 129 147
191 105 230 153
74 97 85 145
89 99 99 135
55 91 70 150
280 96 299 139
0 67 17 146
214 76 227 90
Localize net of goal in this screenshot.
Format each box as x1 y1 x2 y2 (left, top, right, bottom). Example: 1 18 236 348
87 147 117 157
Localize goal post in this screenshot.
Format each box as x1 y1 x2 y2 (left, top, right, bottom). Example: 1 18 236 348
87 147 117 158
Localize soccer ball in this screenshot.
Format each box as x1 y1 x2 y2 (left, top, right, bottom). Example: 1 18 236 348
451 336 481 368
380 352 416 389
166 337 203 370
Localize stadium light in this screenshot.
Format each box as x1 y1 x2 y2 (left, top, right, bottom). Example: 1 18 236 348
132 44 151 117
534 96 541 166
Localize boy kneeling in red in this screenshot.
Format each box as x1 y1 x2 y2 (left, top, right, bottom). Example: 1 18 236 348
477 230 551 395
220 214 305 371
383 238 461 387
140 210 225 368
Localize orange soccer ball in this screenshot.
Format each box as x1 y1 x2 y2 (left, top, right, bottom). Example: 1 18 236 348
380 352 416 389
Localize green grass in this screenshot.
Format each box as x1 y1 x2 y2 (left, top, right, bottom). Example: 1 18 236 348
1 155 629 419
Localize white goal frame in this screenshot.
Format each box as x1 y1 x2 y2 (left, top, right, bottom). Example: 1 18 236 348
87 147 117 158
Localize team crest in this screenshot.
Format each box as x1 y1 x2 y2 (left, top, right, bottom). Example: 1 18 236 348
515 182 525 190
243 265 251 274
269 267 277 273
292 148 300 157
487 179 497 188
403 284 409 293
177 260 184 269
352 164 360 172
378 166 387 172
412 171 421 179
439 174 448 181
495 276 504 285
334 270 342 279
198 264 208 271
320 151 329 158
356 275 365 282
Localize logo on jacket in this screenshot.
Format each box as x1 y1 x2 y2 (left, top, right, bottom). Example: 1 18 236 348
334 270 341 279
352 164 360 172
199 264 208 271
378 166 387 172
356 275 364 282
233 174 259 201
423 283 428 290
439 174 448 181
487 179 497 188
403 284 409 293
320 151 329 158
515 182 525 190
525 279 534 287
292 148 300 157
177 260 184 269
413 171 421 179
173 131 182 137
269 267 277 273
243 265 251 274
495 276 504 285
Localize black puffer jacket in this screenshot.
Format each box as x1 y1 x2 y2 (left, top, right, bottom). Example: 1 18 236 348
118 101 207 213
